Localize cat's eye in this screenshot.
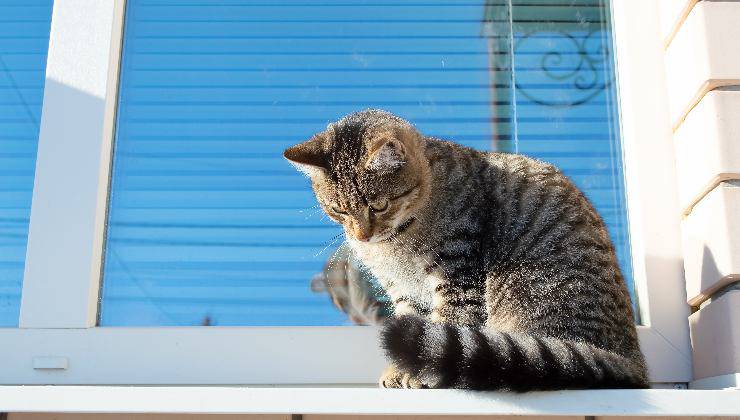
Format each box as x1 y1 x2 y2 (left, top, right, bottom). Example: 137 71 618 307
369 199 389 213
330 205 347 215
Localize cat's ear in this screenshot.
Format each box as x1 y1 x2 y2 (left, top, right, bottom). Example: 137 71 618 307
284 135 329 177
365 138 406 172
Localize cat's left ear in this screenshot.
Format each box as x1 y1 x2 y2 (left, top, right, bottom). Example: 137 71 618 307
284 135 329 177
365 138 407 172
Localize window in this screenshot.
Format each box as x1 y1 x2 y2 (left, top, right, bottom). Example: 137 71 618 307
100 0 635 327
0 0 54 326
4 0 691 386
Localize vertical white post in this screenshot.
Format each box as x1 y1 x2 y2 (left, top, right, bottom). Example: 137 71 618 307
19 0 125 328
612 0 692 382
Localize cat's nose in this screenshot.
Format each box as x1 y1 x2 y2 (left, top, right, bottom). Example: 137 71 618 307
351 218 372 242
354 230 371 242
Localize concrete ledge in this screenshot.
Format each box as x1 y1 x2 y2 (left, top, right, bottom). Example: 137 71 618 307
691 372 740 390
0 387 738 416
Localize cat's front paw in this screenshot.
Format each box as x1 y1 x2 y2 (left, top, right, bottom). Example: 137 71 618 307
379 365 426 389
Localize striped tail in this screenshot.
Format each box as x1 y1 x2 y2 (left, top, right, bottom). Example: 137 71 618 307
381 315 648 391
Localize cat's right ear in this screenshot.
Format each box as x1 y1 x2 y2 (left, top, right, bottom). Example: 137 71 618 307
284 135 329 177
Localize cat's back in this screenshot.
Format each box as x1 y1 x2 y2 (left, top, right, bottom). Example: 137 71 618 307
424 138 616 288
423 137 564 181
422 136 488 169
485 149 569 185
482 150 600 222
423 138 581 217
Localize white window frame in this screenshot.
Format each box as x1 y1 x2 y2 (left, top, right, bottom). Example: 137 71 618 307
0 0 691 385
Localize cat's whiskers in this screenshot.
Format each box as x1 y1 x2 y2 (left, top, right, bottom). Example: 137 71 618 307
299 204 324 221
299 203 321 212
315 231 345 258
326 241 349 271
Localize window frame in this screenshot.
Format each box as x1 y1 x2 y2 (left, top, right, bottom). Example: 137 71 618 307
1 0 691 385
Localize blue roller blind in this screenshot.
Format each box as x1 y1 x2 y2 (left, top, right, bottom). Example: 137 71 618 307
0 1 54 327
100 0 634 326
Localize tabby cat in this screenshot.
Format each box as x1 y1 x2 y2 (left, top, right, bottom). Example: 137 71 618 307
284 109 648 391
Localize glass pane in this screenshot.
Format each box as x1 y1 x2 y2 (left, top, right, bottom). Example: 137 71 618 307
100 0 635 326
0 1 54 327
485 1 637 317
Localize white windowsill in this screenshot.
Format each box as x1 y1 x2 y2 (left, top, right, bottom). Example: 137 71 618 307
0 386 738 416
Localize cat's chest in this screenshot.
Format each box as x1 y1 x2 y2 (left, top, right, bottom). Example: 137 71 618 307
350 242 432 299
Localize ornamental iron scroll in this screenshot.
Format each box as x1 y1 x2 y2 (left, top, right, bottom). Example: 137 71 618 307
513 30 615 107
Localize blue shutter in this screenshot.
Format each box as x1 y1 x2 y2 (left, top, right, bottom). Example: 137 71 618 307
0 0 54 327
100 0 634 326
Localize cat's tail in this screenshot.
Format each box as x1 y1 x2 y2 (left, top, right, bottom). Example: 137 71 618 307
380 315 648 391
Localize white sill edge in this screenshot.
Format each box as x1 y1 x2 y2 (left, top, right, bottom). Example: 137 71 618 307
0 386 738 416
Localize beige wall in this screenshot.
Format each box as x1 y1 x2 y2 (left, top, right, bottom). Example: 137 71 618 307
660 0 740 388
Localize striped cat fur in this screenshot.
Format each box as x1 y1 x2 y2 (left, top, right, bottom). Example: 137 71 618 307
284 109 648 391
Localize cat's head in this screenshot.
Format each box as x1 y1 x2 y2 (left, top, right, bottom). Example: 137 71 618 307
284 109 430 243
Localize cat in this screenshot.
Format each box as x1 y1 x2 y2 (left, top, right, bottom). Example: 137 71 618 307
310 244 391 326
284 109 648 391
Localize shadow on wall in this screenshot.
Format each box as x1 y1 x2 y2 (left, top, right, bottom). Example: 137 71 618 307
701 245 721 292
699 244 737 302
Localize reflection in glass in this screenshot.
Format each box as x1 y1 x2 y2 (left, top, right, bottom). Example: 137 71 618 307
0 1 54 326
310 245 390 326
100 0 634 326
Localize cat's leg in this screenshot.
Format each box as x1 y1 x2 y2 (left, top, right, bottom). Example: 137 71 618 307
379 284 430 388
391 295 426 317
379 364 426 389
382 278 428 317
427 269 485 325
379 294 428 388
